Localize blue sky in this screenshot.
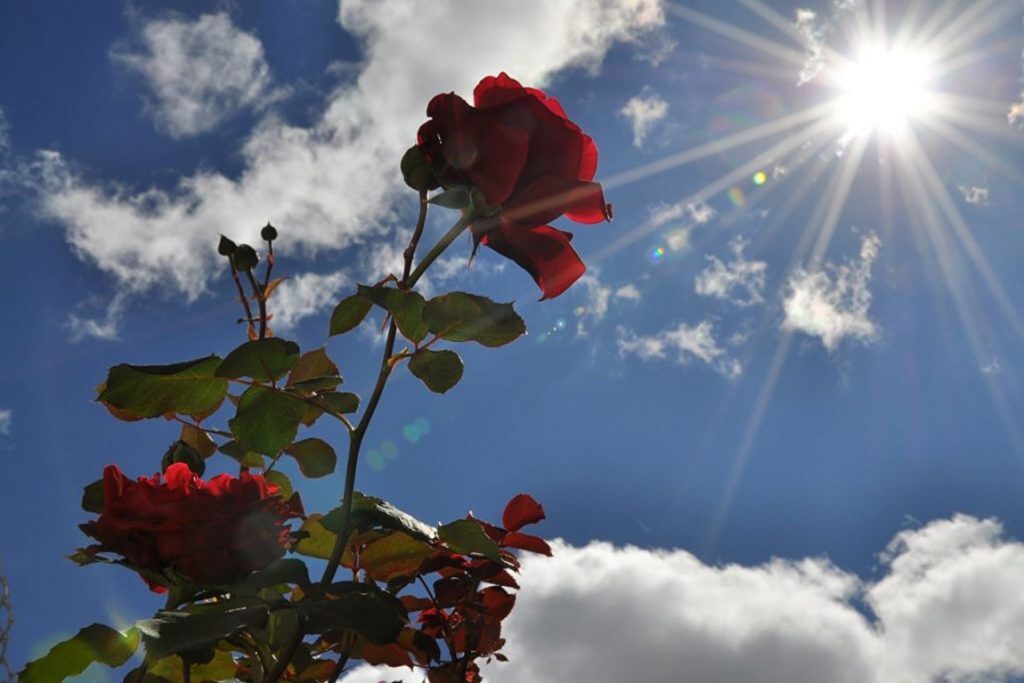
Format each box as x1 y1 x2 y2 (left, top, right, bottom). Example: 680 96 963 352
2 1 1024 681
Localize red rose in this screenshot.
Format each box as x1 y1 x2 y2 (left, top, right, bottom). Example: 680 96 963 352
417 73 611 299
81 463 303 592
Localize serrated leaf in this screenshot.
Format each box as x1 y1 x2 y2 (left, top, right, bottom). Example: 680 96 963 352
359 532 436 581
216 338 300 382
358 285 429 344
408 349 463 394
179 423 217 459
285 438 337 478
329 294 373 336
137 599 269 662
321 391 360 415
295 514 337 560
437 519 501 562
99 356 228 419
423 292 526 347
344 492 437 542
217 440 265 469
229 386 306 455
296 582 406 644
287 348 341 389
19 624 140 682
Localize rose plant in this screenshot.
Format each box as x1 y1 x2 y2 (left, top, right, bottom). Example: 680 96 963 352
21 73 609 683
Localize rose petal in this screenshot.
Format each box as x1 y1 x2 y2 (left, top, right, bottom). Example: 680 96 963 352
504 177 610 227
502 493 546 532
481 221 586 300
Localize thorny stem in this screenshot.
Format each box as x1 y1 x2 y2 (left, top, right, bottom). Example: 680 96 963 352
327 654 349 683
181 657 191 683
405 210 473 289
245 269 269 340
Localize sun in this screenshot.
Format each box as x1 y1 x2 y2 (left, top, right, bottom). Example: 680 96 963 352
832 45 937 139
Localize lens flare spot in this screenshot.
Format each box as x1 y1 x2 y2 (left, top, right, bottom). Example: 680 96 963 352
728 187 746 206
648 246 666 263
367 449 385 472
574 306 587 317
753 171 767 185
381 439 399 461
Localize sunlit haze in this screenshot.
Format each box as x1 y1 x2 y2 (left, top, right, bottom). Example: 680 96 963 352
833 45 936 138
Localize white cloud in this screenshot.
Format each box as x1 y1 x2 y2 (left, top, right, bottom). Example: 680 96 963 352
574 273 613 336
695 238 767 307
342 515 1024 683
66 292 127 342
20 0 663 337
619 88 668 147
111 13 280 138
981 357 1003 376
648 200 715 255
270 270 349 331
1010 48 1024 127
795 9 826 85
615 283 641 301
0 409 10 435
617 320 742 378
958 185 989 206
781 233 881 351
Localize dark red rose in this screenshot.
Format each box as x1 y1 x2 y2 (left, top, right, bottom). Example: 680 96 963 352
417 72 611 299
81 463 303 592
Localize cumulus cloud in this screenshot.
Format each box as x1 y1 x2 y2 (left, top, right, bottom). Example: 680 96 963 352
617 320 742 378
0 409 10 435
958 185 989 206
648 200 716 255
343 515 1024 683
695 238 767 307
111 13 280 138
781 233 881 351
19 0 663 337
619 88 669 147
270 270 349 331
615 283 641 300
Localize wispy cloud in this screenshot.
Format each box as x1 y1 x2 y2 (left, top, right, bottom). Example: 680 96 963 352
619 88 668 147
0 107 9 152
270 270 349 331
345 515 1024 683
1010 46 1024 127
13 0 663 341
648 200 716 255
617 320 742 378
66 292 128 342
695 239 767 307
615 283 641 301
111 13 281 138
572 273 641 337
794 2 856 85
980 357 1003 376
781 233 881 351
0 409 11 436
958 185 989 206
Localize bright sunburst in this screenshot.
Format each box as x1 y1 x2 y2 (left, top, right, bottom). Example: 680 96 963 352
832 45 937 138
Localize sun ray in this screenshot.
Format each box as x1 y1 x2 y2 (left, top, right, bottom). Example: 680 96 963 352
665 2 808 69
918 117 1024 185
923 0 1013 61
604 102 834 190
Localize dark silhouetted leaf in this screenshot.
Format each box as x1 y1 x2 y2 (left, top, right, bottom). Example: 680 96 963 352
423 292 525 347
342 492 436 542
161 440 205 476
320 391 360 415
179 423 217 459
137 598 269 661
329 294 373 336
285 438 337 478
408 349 463 394
216 338 300 382
297 582 405 644
358 285 429 344
99 356 227 419
229 386 306 455
401 145 439 192
360 532 435 581
81 479 104 514
218 440 265 469
287 348 341 390
19 623 140 682
438 519 501 562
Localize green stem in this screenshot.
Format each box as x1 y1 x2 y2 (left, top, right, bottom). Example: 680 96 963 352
405 211 473 289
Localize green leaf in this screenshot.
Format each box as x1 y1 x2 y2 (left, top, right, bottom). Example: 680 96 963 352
216 338 301 382
287 348 342 390
145 649 238 683
297 582 406 643
285 438 337 478
428 188 471 209
438 519 501 562
408 349 463 394
19 624 140 682
99 356 228 419
329 294 373 336
218 440 265 469
321 391 360 415
358 285 429 344
295 514 337 560
137 598 269 662
81 479 104 514
359 532 436 581
229 386 306 455
343 492 437 542
234 558 311 593
265 470 294 499
423 292 526 347
179 423 217 459
234 244 259 271
161 440 205 476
